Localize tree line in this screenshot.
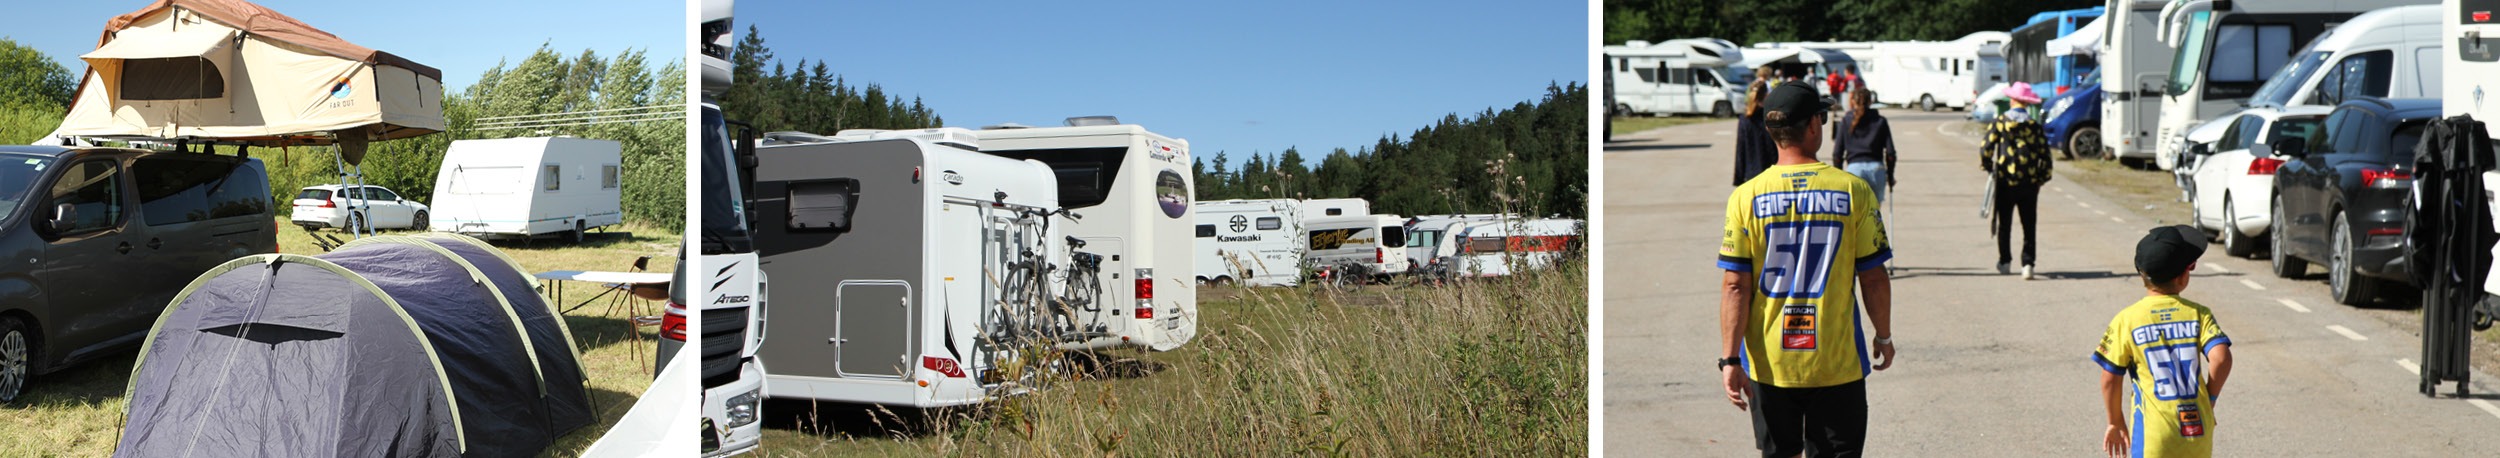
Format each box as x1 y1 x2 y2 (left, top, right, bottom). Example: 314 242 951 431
714 25 944 135
1193 82 1588 220
1604 0 2104 46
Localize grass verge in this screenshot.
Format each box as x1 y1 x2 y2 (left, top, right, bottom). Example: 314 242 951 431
1610 115 1722 137
0 218 676 457
754 260 1589 456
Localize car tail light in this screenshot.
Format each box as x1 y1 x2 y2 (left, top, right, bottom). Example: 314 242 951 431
922 355 966 378
2362 169 2412 189
2366 228 2405 236
1134 269 1154 319
660 302 688 341
319 199 337 208
2247 157 2284 175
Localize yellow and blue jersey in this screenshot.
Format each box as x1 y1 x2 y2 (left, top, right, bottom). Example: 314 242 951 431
2093 295 2231 458
1718 162 1891 389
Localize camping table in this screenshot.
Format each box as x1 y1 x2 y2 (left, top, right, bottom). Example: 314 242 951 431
536 270 672 373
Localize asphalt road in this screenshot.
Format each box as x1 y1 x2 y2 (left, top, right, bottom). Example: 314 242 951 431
1600 110 2500 456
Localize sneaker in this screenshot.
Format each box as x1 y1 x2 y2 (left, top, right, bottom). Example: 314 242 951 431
1997 262 2011 275
2022 265 2035 280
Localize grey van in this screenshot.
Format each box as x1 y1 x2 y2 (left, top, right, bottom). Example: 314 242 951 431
0 146 277 402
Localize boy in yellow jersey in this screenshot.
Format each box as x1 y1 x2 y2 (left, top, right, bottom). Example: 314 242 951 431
2094 226 2236 458
1718 81 1896 458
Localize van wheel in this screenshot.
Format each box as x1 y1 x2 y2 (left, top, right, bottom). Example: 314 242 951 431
1919 95 1937 112
570 221 587 244
0 317 30 403
411 211 428 232
1711 101 1734 118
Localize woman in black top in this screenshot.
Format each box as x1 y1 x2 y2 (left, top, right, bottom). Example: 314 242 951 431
1731 65 1779 186
1832 86 1897 203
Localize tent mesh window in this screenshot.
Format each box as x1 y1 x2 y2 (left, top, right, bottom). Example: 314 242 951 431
121 57 225 101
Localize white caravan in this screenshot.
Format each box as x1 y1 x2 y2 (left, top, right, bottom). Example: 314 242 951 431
1450 219 1584 278
2150 0 2431 170
1604 38 1746 116
429 137 626 241
973 119 1199 352
748 129 1068 407
1194 199 1306 286
1864 33 2012 111
1304 214 1411 282
2103 0 2184 162
1404 214 1506 269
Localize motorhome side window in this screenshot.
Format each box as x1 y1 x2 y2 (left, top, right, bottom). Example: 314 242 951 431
1196 224 1216 237
133 157 265 225
786 178 860 232
2208 25 2294 86
1468 237 1505 253
543 165 561 191
1255 217 1282 230
49 160 123 234
602 164 620 189
981 147 1128 209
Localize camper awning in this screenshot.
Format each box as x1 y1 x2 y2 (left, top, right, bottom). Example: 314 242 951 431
2048 16 2106 58
81 25 233 62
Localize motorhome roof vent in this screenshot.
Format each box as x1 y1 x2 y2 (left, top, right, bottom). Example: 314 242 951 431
761 131 841 146
1064 116 1120 127
867 127 980 151
981 123 1035 130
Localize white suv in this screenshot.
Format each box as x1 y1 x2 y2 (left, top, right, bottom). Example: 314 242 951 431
290 184 430 232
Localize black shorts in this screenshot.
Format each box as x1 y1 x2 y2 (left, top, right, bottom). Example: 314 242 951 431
1749 379 1868 458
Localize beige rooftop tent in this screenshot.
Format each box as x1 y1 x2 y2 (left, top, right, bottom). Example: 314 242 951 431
57 0 444 163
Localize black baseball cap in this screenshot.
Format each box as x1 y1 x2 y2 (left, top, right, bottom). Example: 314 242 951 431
1762 81 1832 128
2135 225 2207 281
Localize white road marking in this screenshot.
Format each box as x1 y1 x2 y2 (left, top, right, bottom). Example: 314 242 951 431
2398 358 2421 375
2327 325 2368 341
2095 210 2109 216
2275 298 2311 313
2079 202 2093 208
1713 131 1732 136
2239 279 2266 290
2470 399 2500 421
2207 264 2231 273
2112 216 2127 223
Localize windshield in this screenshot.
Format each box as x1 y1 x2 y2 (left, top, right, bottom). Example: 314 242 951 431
2166 11 2214 96
2249 51 2328 109
700 103 752 254
0 156 52 221
1719 67 1753 88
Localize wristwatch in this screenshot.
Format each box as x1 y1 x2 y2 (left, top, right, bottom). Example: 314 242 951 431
1716 357 1742 370
1874 336 1893 346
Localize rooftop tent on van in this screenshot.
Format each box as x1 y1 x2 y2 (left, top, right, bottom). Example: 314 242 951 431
116 235 591 458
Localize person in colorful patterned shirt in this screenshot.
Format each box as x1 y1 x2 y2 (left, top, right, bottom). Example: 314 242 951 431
1717 80 1896 458
2094 225 2236 457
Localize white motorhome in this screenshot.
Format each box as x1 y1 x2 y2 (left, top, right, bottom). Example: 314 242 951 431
1194 199 1306 286
1304 214 1410 282
1404 214 1506 271
428 137 626 242
748 129 1070 407
973 118 1199 352
1741 45 1861 96
2104 0 2184 162
1449 219 1584 278
1604 38 1746 117
1864 32 2012 111
2150 0 2430 169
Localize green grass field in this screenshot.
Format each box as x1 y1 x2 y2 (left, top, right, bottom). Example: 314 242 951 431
0 218 677 457
751 261 1588 456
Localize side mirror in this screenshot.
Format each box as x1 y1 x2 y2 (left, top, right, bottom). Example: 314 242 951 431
49 203 77 232
2270 139 2308 158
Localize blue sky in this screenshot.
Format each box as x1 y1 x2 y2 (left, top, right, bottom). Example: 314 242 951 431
737 0 1587 170
7 0 684 92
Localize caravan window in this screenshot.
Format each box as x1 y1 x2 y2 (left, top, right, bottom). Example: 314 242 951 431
1667 67 1693 85
982 147 1129 209
1196 224 1216 238
1256 217 1282 230
602 165 621 189
786 178 860 232
1468 237 1505 253
542 165 561 192
121 57 225 101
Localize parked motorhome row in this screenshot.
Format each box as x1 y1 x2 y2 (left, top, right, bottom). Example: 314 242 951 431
1603 38 1746 117
1192 198 1371 286
1447 219 1585 278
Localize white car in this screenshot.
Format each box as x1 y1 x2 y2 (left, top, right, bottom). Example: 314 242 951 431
290 184 431 232
2185 106 2330 257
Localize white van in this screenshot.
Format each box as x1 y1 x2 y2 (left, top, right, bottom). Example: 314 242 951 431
1865 32 2011 111
747 128 1067 408
2150 0 2432 169
428 137 626 242
1450 219 1583 278
1605 38 1745 117
1194 199 1305 286
974 119 1199 352
1304 214 1410 282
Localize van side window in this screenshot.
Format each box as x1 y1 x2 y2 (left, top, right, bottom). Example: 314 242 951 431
787 178 860 232
543 165 561 192
132 157 264 225
1196 224 1216 238
49 160 123 235
1256 217 1282 230
602 164 621 189
1380 226 1406 247
2330 50 2393 102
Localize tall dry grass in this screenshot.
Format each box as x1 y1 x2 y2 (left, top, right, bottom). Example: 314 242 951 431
758 257 1588 456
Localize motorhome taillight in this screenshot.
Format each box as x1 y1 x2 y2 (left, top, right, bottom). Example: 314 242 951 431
2247 157 2284 176
922 356 966 378
660 303 688 341
1135 268 1154 319
1376 247 1384 263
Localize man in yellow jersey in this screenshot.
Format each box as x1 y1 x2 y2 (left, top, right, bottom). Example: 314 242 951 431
1718 81 1896 458
2094 226 2236 457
